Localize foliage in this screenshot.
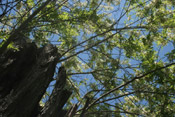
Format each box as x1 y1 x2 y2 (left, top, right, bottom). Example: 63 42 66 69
1 0 175 116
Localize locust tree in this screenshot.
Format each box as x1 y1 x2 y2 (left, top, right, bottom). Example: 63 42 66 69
1 0 175 116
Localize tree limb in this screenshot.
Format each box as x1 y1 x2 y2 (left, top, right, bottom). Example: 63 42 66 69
86 62 175 110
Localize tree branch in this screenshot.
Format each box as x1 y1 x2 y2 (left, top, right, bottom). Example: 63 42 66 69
86 62 175 110
80 97 91 117
0 0 53 54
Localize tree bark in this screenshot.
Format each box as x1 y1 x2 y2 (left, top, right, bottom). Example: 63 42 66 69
39 66 72 117
0 39 71 117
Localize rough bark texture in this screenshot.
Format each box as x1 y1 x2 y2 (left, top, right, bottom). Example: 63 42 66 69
0 39 72 117
39 66 72 117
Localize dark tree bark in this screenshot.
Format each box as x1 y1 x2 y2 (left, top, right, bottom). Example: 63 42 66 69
0 39 72 117
39 66 72 117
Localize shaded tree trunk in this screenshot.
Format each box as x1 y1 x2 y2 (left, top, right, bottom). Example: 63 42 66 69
0 39 72 117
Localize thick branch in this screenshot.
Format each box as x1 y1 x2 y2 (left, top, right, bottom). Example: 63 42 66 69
39 66 72 117
80 97 90 117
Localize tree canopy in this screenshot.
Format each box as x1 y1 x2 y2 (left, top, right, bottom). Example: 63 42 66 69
1 0 175 116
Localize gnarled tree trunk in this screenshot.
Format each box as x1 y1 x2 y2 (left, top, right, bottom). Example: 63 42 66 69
0 40 72 117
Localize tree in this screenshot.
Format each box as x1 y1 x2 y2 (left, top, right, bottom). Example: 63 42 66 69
1 0 175 116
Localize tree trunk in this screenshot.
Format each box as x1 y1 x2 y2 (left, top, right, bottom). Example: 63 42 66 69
0 40 72 117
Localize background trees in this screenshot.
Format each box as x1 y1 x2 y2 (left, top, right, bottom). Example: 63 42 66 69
1 0 175 116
